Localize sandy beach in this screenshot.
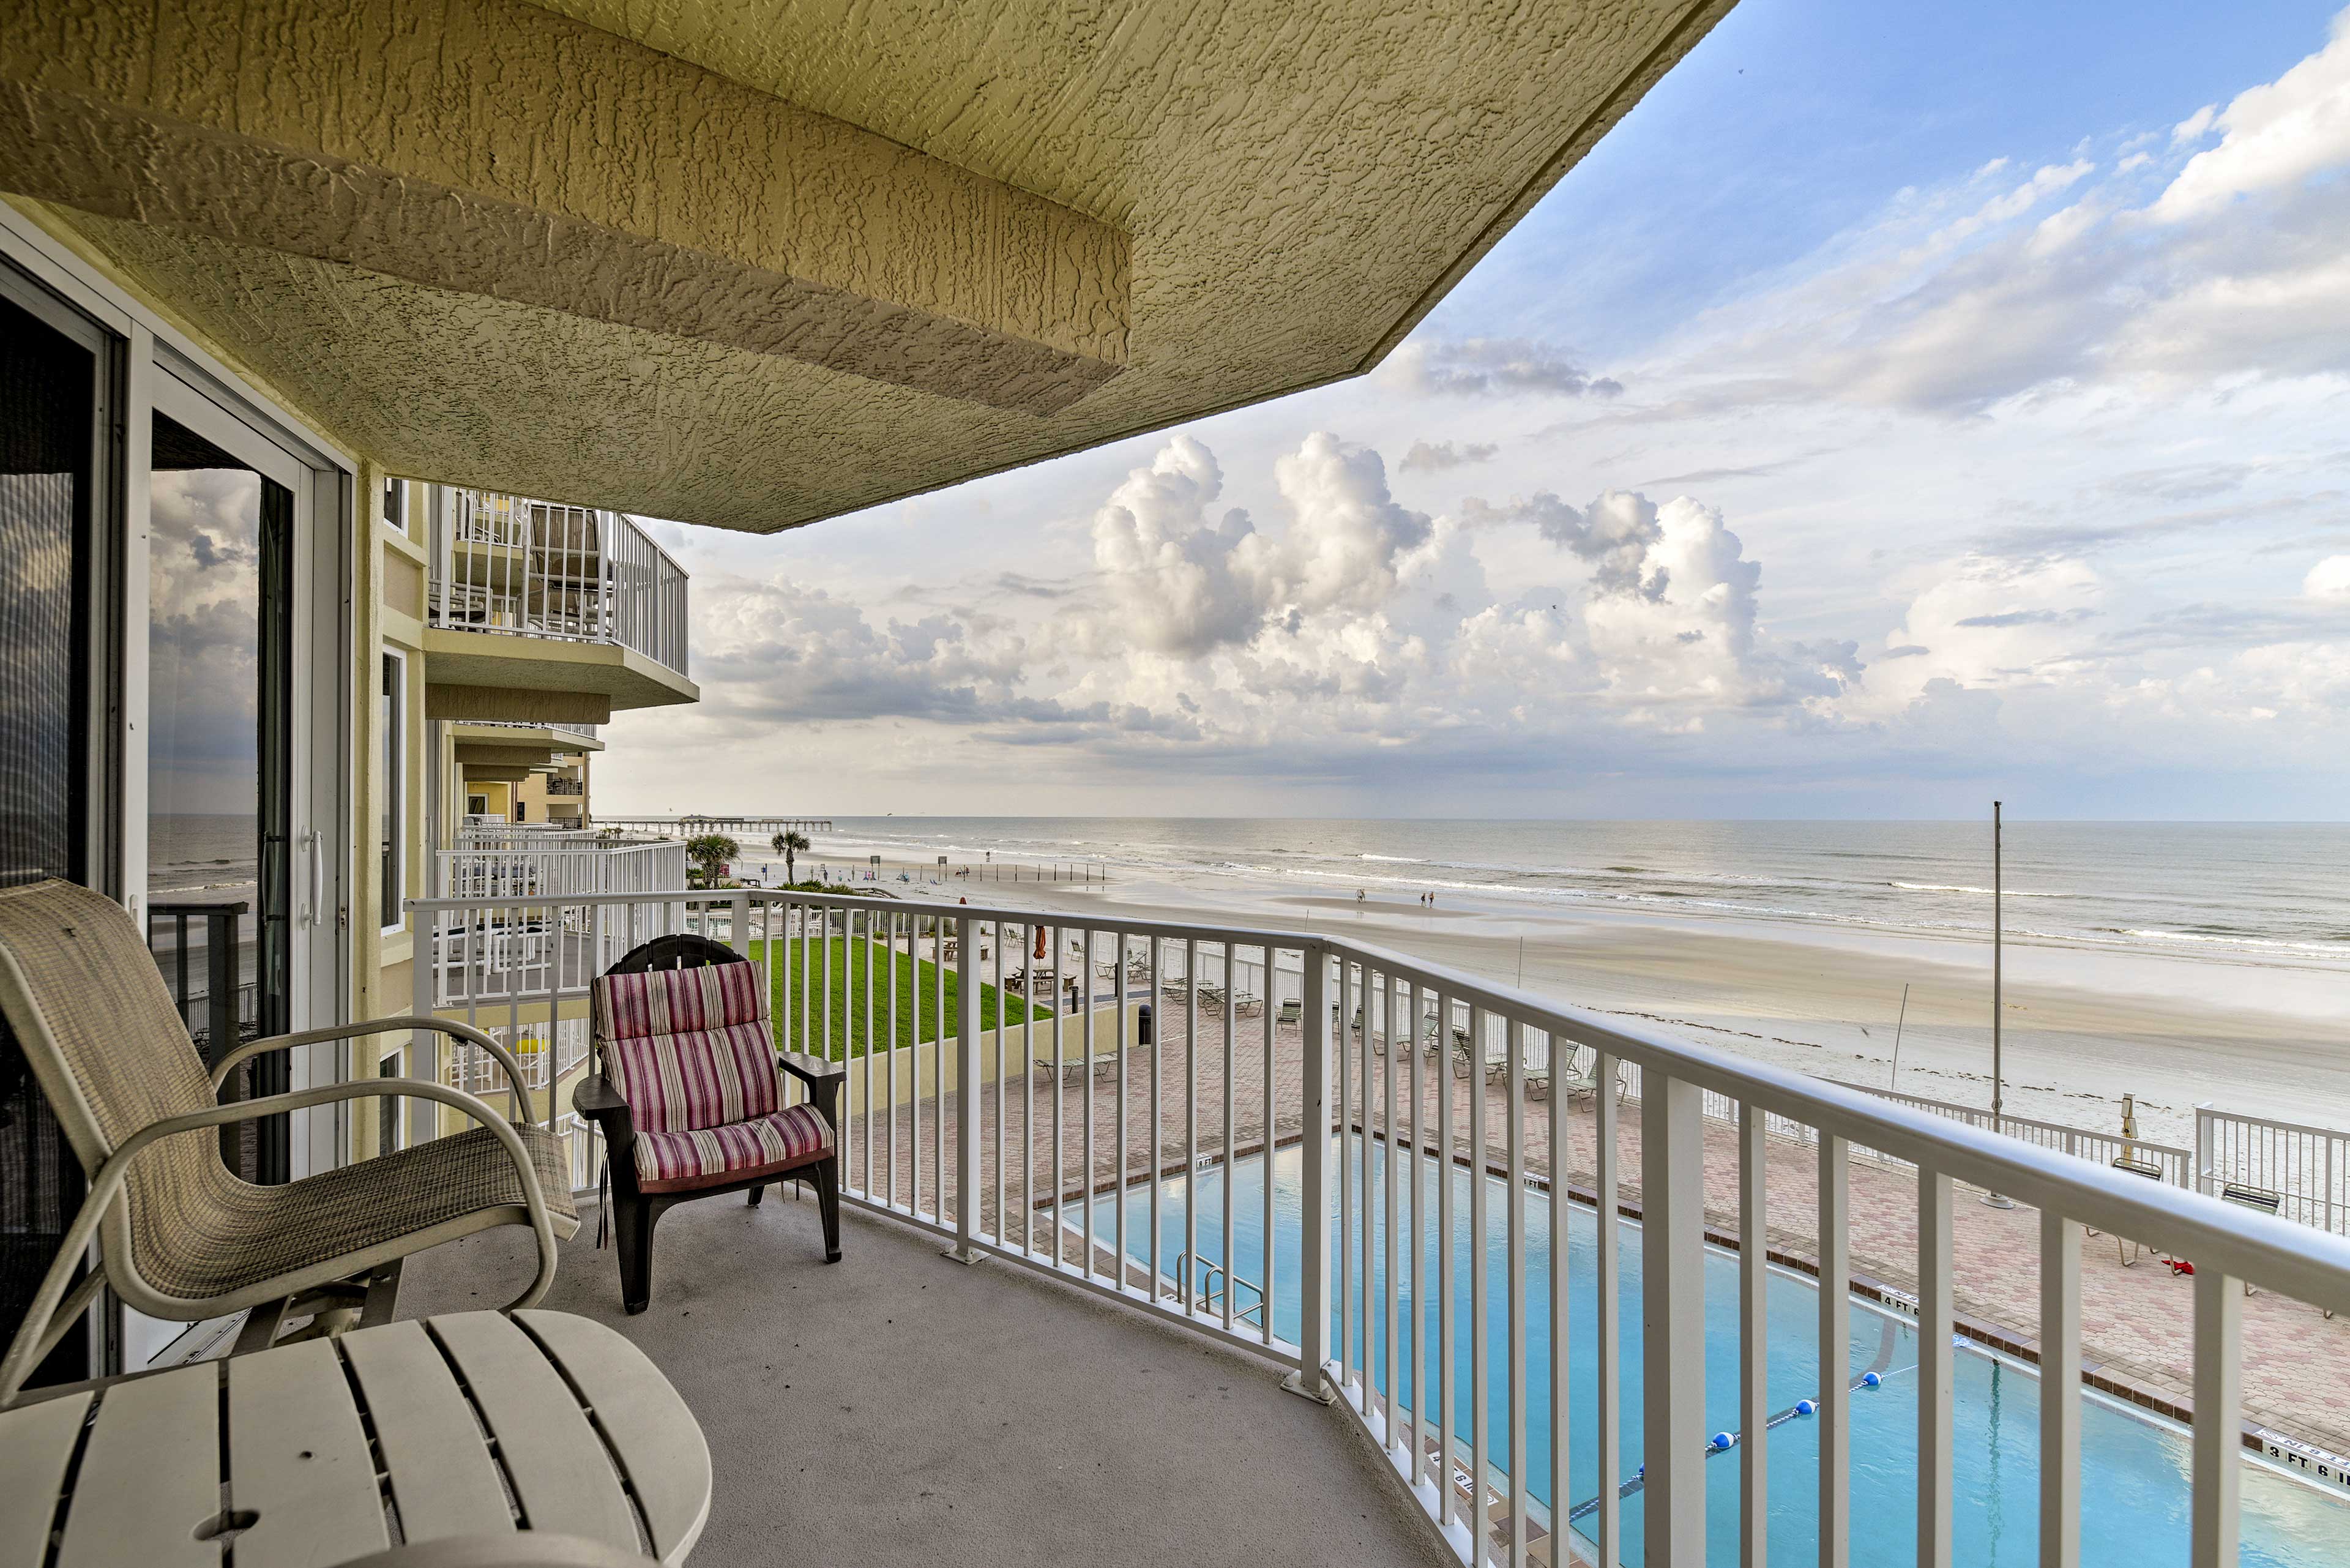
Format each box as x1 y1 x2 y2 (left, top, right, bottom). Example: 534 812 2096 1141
750 842 2350 1154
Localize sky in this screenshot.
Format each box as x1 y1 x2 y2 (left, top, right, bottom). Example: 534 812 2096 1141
601 1 2350 821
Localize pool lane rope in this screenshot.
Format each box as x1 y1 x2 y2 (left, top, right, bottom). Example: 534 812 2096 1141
1564 1360 1916 1525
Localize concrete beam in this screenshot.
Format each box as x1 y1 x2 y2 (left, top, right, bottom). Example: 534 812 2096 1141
0 0 1128 415
460 764 534 783
453 742 562 768
426 684 610 726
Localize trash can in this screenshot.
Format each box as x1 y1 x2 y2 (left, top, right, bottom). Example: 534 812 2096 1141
1137 1001 1154 1047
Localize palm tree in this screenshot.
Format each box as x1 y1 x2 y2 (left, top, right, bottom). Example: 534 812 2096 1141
771 829 810 886
685 832 739 887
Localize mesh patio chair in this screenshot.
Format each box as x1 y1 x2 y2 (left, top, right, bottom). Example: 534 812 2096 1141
0 879 575 1408
575 936 845 1314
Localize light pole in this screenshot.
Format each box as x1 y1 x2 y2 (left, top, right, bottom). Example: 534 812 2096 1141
1984 799 2015 1209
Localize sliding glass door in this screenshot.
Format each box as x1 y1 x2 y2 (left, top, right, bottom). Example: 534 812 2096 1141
146 402 298 1182
0 274 112 1389
1 212 352 1380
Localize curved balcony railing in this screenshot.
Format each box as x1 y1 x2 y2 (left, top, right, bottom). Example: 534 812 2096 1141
401 885 2350 1568
428 488 688 677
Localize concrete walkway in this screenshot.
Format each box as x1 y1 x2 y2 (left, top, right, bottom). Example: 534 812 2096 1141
398 1197 1452 1568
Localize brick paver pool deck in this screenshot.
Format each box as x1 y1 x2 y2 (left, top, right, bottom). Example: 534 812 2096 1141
827 1002 2350 1495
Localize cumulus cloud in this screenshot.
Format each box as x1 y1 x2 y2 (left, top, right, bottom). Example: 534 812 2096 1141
1398 439 1499 472
1386 337 1621 398
2308 554 2350 597
1462 490 1666 599
692 574 1042 729
1077 431 1433 663
1851 555 2108 720
1576 495 1859 717
1084 436 1265 655
2152 17 2350 220
1262 435 1435 615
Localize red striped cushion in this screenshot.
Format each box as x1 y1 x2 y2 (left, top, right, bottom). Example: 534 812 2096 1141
632 1103 834 1192
593 961 766 1042
593 965 778 1133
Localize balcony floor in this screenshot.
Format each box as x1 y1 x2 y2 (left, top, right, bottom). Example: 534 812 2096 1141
398 1195 1450 1568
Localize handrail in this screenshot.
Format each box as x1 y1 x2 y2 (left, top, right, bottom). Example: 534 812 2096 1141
401 883 2350 1566
427 488 688 676
397 886 2350 1293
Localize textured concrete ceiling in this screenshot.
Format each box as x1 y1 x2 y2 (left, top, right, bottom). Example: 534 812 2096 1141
7 0 1733 534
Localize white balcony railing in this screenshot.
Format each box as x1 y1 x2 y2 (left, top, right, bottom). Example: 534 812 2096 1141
428 488 688 676
427 840 689 1012
436 838 685 900
2198 1106 2350 1234
462 718 600 744
442 1016 591 1097
401 886 2350 1568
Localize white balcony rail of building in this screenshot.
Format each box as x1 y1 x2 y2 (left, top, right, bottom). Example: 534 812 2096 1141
436 839 686 902
461 718 600 743
442 1016 591 1097
428 488 688 676
2198 1105 2350 1236
399 886 2350 1568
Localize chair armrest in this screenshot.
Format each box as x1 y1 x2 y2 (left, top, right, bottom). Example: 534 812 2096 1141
570 1073 635 1157
0 1077 559 1411
571 1073 629 1118
778 1051 845 1128
211 1014 545 1130
777 1051 846 1088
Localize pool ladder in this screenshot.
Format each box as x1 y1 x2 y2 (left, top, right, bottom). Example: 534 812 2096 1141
1170 1252 1266 1329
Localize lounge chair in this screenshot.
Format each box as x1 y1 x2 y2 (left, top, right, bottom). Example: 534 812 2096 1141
1561 1050 1627 1105
2103 1155 2167 1266
575 934 844 1314
1234 991 1262 1017
0 879 573 1406
2214 1183 2321 1311
1277 998 1303 1026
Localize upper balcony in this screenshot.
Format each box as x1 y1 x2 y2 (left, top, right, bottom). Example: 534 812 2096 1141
425 488 698 726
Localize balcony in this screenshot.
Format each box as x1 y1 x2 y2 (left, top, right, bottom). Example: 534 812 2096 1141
398 1179 1447 1568
426 488 698 724
453 719 605 754
395 886 2350 1567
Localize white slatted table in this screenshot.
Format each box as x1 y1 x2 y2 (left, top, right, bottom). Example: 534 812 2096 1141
0 1311 709 1568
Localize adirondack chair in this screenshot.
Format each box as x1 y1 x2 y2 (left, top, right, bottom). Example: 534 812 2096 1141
0 878 572 1407
574 935 845 1314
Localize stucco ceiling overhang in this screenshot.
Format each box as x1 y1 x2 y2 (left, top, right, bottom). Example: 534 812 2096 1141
1 0 1733 534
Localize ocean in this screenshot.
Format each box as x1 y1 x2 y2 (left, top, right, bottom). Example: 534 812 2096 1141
148 812 259 895
796 818 2350 972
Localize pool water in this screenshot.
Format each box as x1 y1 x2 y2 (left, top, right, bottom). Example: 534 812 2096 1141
1087 1139 2350 1566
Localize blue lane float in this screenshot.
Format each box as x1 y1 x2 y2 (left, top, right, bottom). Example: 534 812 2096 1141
1862 1371 1883 1388
1796 1398 1819 1416
1712 1432 1736 1451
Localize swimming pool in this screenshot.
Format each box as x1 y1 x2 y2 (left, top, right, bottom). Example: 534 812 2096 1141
1087 1139 2350 1566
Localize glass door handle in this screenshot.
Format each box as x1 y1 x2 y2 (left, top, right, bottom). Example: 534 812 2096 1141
304 827 324 925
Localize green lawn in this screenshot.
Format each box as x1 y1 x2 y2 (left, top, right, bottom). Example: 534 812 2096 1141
749 938 1053 1061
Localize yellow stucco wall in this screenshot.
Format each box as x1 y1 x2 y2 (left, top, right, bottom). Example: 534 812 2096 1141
0 0 1728 534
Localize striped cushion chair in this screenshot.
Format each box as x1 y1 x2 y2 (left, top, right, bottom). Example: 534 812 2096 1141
575 942 844 1313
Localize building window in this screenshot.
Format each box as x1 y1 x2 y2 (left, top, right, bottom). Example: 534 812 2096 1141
381 475 406 533
380 652 405 930
466 792 488 816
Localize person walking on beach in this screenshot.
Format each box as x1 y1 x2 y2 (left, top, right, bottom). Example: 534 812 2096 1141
1357 888 1367 904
